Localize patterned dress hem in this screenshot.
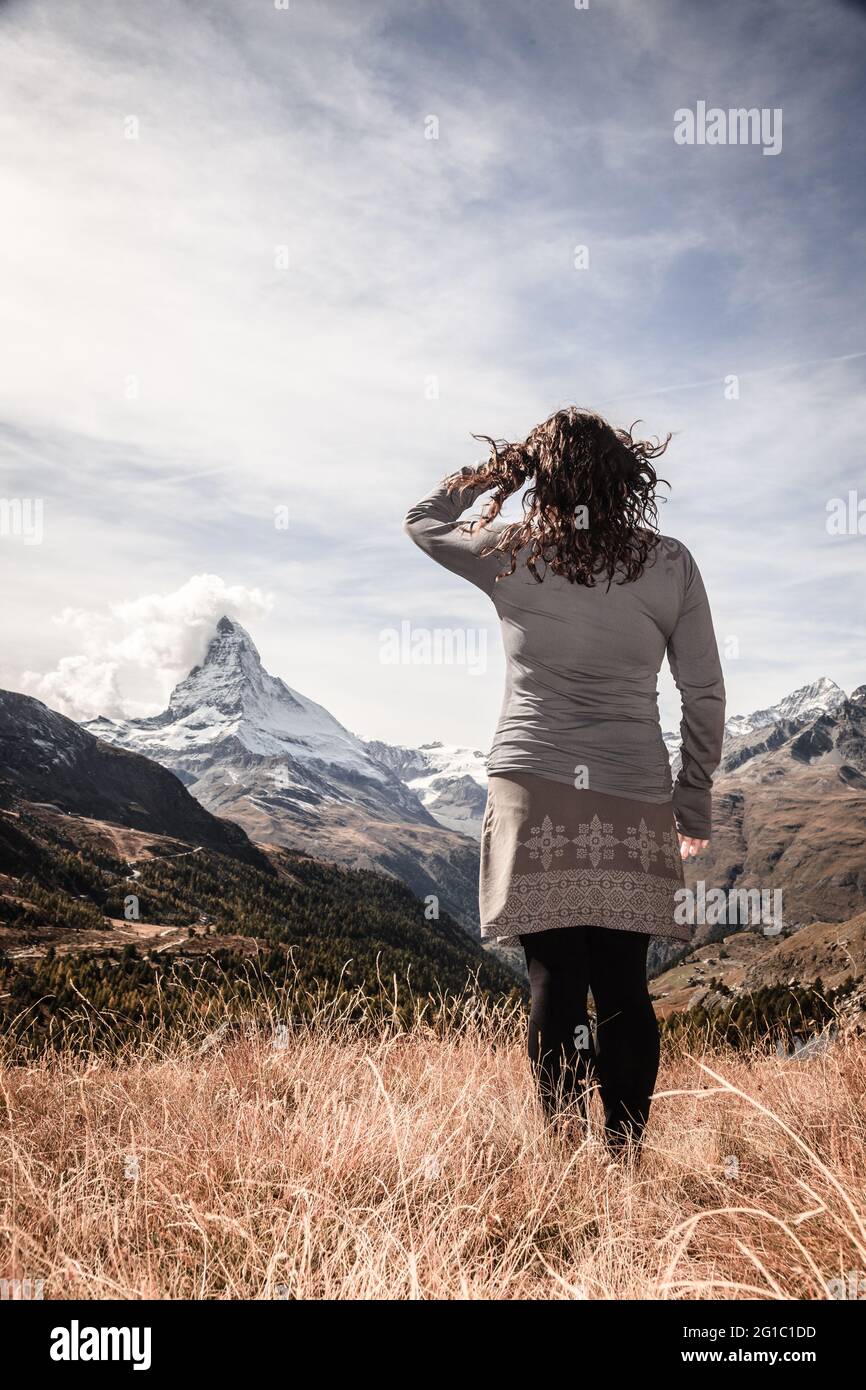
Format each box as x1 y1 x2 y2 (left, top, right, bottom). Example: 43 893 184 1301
479 772 689 946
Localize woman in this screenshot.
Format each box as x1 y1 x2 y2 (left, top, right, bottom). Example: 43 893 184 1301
403 406 725 1156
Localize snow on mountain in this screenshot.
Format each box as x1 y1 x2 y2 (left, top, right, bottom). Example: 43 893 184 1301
365 739 489 839
723 677 847 741
662 730 682 762
86 617 389 787
662 678 848 762
82 617 484 929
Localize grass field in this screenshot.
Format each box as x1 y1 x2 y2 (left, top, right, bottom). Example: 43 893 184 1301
2 984 865 1301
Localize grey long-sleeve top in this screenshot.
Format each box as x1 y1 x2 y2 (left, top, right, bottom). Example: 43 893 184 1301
403 471 726 839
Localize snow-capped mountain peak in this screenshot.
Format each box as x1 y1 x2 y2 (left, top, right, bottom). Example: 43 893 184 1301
724 677 847 741
166 615 292 717
75 617 482 927
86 615 385 778
161 617 314 746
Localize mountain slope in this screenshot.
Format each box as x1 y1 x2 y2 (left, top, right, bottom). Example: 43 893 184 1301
0 690 263 868
738 908 866 993
0 801 524 1053
87 617 397 786
84 619 483 930
647 907 866 1040
723 676 847 741
364 739 489 839
679 688 866 934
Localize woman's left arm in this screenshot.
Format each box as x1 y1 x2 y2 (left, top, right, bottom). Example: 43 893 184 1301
403 469 503 595
666 546 726 847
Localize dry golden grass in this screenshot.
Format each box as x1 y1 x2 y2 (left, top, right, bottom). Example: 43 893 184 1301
2 987 865 1300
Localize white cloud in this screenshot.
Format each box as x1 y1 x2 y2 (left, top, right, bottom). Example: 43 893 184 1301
21 575 273 720
21 655 126 722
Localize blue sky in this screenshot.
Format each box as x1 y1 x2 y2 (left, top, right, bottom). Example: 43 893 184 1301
1 0 865 748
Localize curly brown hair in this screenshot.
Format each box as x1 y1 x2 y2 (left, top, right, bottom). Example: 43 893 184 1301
449 406 671 586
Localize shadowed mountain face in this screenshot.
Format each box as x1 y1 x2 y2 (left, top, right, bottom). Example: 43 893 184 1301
644 685 866 977
0 689 264 868
83 618 483 931
688 689 866 926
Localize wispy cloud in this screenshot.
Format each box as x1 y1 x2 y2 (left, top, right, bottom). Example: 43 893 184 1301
21 575 273 719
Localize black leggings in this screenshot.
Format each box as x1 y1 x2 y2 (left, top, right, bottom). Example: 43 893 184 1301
520 926 660 1151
